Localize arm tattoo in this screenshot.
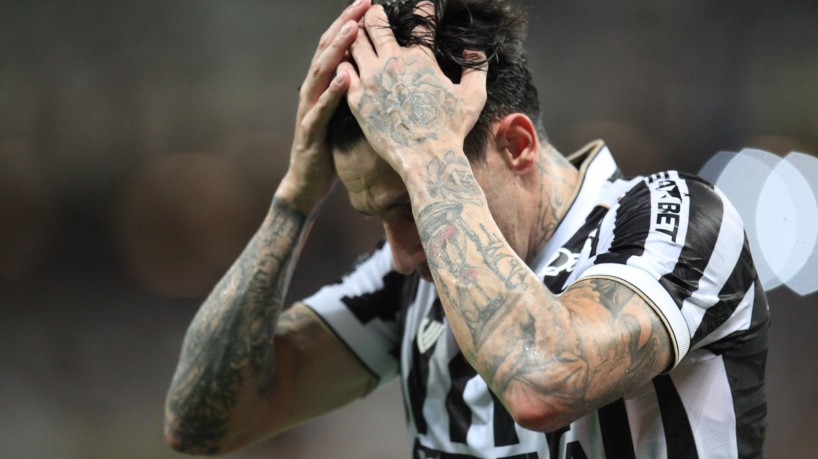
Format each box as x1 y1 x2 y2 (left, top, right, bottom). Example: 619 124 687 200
492 279 668 416
411 153 669 418
416 152 530 350
165 198 310 453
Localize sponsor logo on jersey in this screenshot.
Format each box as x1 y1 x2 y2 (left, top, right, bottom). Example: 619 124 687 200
655 179 684 242
417 317 446 353
543 248 580 277
543 230 597 277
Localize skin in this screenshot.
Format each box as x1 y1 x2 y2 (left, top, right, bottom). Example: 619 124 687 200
165 1 377 454
341 2 674 430
165 0 674 454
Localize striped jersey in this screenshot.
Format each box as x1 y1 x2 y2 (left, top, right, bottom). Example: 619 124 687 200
303 141 769 458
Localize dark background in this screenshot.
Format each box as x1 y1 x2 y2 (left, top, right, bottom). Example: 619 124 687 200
1 0 816 457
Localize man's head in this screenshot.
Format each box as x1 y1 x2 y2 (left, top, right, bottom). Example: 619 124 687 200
328 0 544 163
331 0 555 281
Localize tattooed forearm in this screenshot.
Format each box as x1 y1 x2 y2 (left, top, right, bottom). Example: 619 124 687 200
165 197 311 453
409 149 670 427
413 152 533 350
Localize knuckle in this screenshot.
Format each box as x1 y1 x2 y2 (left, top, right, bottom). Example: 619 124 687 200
317 34 331 50
297 85 310 102
298 117 315 137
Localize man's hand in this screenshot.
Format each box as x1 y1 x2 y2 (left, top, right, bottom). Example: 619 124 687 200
340 2 487 175
278 0 371 213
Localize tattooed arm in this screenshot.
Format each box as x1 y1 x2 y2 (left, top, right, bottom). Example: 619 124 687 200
165 1 378 454
164 200 376 454
343 4 673 432
403 152 672 431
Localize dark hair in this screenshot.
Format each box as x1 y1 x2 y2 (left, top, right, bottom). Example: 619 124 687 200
328 0 544 162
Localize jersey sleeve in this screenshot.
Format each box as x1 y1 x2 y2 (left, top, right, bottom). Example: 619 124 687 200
301 241 404 386
576 171 758 369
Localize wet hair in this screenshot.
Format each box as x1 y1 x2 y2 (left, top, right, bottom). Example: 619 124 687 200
328 0 544 162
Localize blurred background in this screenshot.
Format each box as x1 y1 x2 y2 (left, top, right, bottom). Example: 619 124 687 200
1 0 817 457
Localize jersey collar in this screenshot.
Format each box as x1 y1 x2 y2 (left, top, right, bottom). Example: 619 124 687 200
529 140 621 273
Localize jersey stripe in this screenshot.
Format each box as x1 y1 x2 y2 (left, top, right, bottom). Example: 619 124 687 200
490 390 520 447
342 270 407 323
407 298 445 435
691 236 756 345
546 426 569 457
498 453 539 459
598 399 636 459
704 281 769 458
446 353 475 444
653 374 699 458
724 348 768 458
413 439 473 459
677 184 746 339
658 176 723 310
594 180 651 265
565 442 589 458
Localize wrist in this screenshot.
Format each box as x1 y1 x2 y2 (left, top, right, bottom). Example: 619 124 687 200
394 141 467 181
275 173 331 216
401 145 483 205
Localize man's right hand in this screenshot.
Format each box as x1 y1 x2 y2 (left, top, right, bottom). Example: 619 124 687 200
277 0 371 214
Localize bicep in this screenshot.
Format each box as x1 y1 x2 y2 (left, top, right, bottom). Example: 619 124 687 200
489 276 674 432
235 302 378 445
559 277 673 402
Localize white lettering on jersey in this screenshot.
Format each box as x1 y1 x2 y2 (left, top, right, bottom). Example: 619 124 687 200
654 179 685 242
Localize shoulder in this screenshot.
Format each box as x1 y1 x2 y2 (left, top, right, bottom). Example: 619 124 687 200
619 171 727 212
610 170 740 241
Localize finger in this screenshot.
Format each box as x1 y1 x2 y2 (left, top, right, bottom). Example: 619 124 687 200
364 4 399 54
337 61 360 93
411 1 436 43
459 50 488 100
312 0 372 61
301 69 351 138
349 24 377 71
302 20 359 104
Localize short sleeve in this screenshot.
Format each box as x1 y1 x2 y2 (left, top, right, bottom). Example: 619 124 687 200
301 241 405 386
576 171 757 369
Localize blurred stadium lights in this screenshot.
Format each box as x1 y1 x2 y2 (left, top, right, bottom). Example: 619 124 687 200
699 148 818 296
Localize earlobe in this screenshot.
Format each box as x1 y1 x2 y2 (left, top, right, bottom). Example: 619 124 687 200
494 114 538 174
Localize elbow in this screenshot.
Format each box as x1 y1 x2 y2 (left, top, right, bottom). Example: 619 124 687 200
509 405 565 433
164 410 238 456
164 425 198 455
164 425 218 456
503 392 575 433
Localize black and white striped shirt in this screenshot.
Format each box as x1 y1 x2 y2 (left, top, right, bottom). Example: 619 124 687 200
303 141 769 458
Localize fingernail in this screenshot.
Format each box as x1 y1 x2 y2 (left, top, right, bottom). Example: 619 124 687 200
340 24 350 37
334 70 346 84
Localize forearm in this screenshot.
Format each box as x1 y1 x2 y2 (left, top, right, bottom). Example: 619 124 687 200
165 194 314 454
404 146 556 390
404 147 668 431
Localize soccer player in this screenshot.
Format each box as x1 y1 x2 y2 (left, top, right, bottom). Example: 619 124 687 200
165 0 769 457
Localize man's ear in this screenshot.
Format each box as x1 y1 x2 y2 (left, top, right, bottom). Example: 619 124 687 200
493 113 539 174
